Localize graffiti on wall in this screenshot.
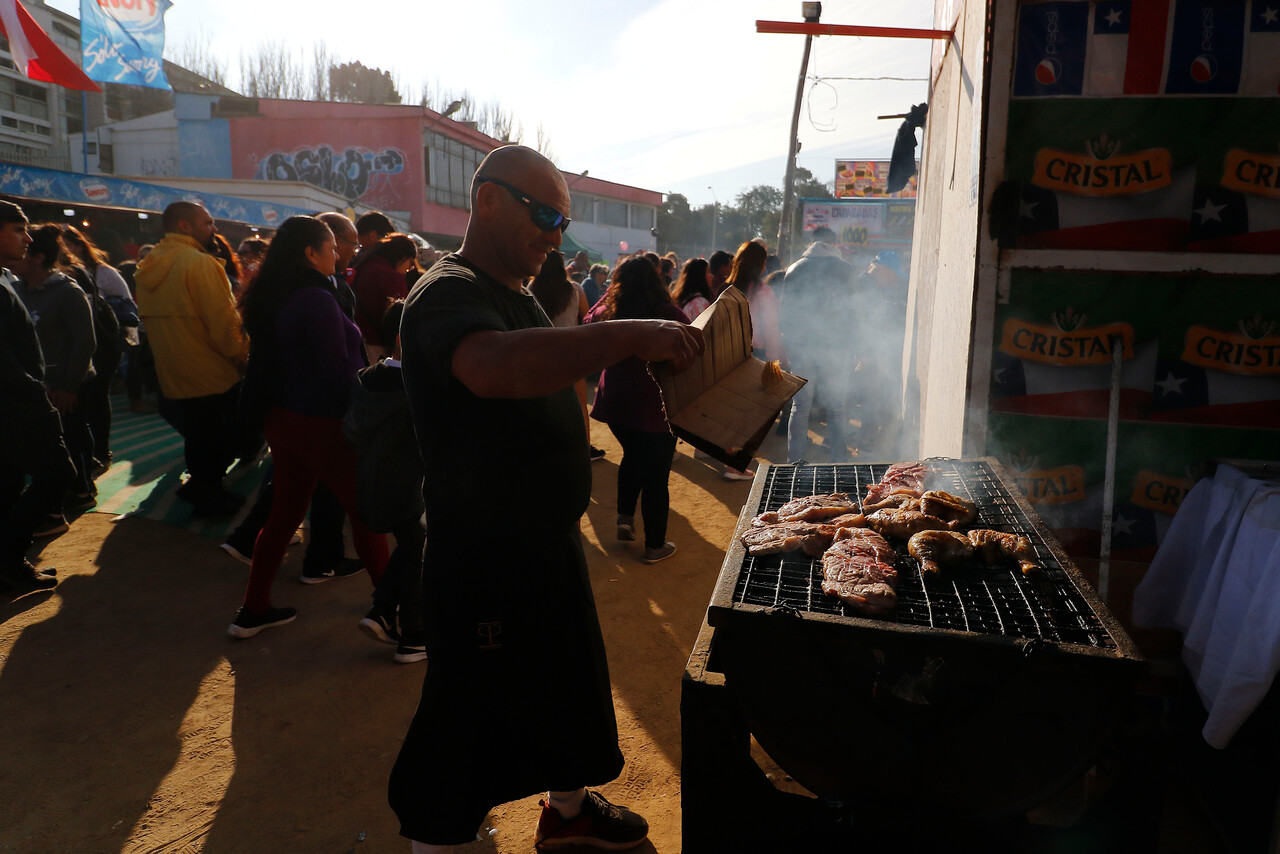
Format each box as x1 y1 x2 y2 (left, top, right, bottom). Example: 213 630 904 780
254 145 405 203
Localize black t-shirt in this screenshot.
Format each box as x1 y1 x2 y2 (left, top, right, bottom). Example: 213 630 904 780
401 253 590 537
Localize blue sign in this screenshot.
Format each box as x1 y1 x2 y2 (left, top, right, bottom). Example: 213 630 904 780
1012 1 1090 97
80 0 172 90
0 161 313 229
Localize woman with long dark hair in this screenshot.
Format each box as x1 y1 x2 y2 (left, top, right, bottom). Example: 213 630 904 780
229 215 388 638
671 257 712 321
584 255 689 563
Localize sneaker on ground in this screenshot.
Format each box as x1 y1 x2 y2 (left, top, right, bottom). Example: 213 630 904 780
219 541 252 565
32 514 69 539
358 607 400 644
616 515 635 542
300 557 364 584
0 559 58 591
722 468 755 482
394 643 427 664
534 790 648 851
589 445 606 462
68 490 96 510
642 542 677 564
227 606 297 639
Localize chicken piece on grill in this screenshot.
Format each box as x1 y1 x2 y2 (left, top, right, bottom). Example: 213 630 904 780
740 521 837 557
752 493 859 526
821 528 899 616
865 507 957 540
967 529 1041 576
919 490 978 526
907 530 976 577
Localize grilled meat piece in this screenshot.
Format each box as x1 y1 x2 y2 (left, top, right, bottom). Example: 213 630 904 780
908 530 976 577
919 490 978 525
864 461 927 509
821 528 899 616
752 493 859 526
862 493 922 513
740 521 837 557
866 507 957 540
968 529 1041 576
825 512 867 529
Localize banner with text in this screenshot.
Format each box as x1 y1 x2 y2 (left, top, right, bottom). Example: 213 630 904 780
80 0 172 90
1003 97 1280 253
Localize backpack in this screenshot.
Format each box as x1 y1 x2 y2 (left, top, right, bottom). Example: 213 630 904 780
71 265 122 374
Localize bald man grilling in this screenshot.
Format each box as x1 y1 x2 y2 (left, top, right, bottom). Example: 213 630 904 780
390 146 701 852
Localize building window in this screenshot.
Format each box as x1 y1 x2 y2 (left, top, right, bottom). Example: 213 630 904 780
630 205 655 230
598 199 628 228
423 130 485 211
571 194 594 223
0 77 50 120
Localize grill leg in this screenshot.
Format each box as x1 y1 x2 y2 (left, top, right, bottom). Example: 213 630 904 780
682 621 846 853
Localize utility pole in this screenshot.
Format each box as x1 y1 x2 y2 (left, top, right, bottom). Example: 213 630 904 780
707 186 718 252
776 2 821 264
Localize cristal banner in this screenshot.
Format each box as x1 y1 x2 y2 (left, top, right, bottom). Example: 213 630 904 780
990 269 1280 427
1001 97 1280 253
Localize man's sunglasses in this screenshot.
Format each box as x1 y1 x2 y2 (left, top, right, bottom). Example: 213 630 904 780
479 176 571 233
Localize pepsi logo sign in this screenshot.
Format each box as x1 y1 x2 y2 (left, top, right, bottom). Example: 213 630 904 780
79 179 111 203
1036 57 1061 85
95 0 163 27
1191 54 1218 82
261 206 280 226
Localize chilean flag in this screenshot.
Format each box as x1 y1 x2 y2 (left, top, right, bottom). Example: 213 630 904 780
0 0 100 92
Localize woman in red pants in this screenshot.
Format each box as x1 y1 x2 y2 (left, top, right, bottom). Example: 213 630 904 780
228 216 388 638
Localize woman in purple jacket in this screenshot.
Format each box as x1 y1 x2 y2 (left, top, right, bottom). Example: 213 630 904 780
229 216 388 638
585 256 688 564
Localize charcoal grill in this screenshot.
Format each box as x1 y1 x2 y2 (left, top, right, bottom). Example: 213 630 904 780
682 458 1145 850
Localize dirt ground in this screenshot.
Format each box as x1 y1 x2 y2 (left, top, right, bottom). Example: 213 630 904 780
0 422 804 854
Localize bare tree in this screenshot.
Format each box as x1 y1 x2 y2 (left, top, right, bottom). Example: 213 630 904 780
239 41 313 99
535 122 557 164
165 28 227 86
311 41 331 101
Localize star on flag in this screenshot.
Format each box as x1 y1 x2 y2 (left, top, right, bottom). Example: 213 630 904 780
1263 6 1279 24
1019 198 1038 219
1155 371 1187 397
1194 198 1228 223
1112 514 1135 536
1103 7 1123 26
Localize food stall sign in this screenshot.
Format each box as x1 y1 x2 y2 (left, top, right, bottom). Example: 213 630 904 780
834 159 918 198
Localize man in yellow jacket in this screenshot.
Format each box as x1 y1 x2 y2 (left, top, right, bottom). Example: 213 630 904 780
135 202 249 517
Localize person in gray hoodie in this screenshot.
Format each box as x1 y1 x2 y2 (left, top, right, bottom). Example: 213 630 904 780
12 224 97 509
344 300 426 664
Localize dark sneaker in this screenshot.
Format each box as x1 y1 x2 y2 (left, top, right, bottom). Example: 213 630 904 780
300 557 364 584
616 515 635 542
394 643 427 664
358 607 400 644
534 791 648 851
227 606 297 639
589 445 606 462
0 559 58 591
642 542 677 564
32 514 70 539
68 491 97 510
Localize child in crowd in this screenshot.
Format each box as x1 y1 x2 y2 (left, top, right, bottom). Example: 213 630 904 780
344 300 426 663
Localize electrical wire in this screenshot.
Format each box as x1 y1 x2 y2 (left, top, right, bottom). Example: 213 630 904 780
809 75 929 81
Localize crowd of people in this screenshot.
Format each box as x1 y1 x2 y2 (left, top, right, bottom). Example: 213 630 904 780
0 142 910 852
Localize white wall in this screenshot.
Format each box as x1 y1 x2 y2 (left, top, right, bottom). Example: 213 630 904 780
906 0 992 458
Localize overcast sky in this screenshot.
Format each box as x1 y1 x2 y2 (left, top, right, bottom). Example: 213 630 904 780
47 0 935 206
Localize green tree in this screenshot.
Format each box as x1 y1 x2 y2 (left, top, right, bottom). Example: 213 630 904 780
329 60 402 104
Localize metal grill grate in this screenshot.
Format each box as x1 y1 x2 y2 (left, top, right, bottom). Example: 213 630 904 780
731 460 1117 649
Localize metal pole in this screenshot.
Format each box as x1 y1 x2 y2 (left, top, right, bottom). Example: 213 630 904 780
707 186 718 251
776 32 813 264
1098 333 1123 603
80 91 89 173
